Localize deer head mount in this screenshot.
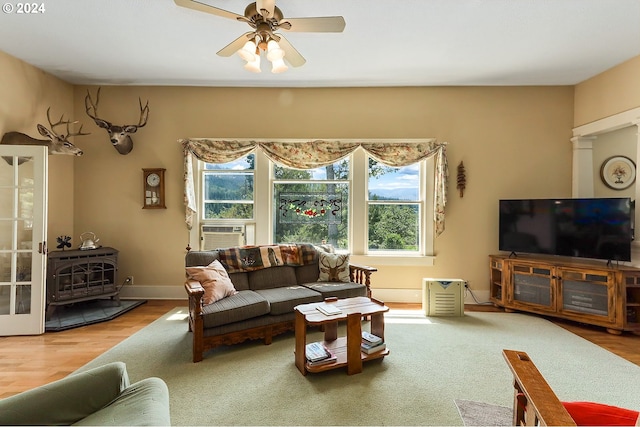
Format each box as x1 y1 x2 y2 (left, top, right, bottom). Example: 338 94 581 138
85 87 149 155
1 107 88 165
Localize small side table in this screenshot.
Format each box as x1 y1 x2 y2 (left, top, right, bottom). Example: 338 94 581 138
294 296 389 376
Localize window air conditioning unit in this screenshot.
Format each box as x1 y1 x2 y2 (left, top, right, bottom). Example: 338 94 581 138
200 225 245 250
422 278 465 317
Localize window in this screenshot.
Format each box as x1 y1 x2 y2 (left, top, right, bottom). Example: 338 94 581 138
273 159 349 250
195 144 434 261
201 154 254 220
367 159 421 252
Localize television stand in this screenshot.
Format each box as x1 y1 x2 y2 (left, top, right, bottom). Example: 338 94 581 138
489 254 640 334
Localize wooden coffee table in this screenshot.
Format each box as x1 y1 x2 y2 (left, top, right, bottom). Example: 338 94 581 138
294 296 389 375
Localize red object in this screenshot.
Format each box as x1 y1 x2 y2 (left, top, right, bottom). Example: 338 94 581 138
562 401 639 426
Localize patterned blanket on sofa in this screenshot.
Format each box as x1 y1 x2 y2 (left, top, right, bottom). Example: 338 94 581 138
218 243 331 273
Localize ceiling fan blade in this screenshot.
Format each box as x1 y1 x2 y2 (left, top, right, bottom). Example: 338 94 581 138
216 32 254 57
280 16 346 32
174 0 244 21
276 35 306 67
256 0 275 18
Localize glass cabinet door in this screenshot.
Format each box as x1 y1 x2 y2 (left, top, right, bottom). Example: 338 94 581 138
510 263 554 310
559 269 614 322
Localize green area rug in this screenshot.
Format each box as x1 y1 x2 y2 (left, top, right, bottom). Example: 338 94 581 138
79 308 640 426
45 299 146 331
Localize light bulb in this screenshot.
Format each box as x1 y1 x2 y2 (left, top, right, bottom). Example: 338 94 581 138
244 54 261 73
271 57 288 73
266 40 285 62
238 40 257 62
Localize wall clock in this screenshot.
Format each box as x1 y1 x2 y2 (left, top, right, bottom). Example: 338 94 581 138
142 168 166 209
600 156 636 190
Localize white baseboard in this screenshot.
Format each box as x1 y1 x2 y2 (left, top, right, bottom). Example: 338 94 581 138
120 285 492 305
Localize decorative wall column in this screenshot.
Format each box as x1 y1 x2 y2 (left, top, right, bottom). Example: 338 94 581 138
571 136 597 198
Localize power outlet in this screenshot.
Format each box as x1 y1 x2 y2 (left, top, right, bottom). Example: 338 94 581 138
127 276 134 285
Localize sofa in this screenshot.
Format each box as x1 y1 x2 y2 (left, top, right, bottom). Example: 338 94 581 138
0 362 171 426
184 243 377 362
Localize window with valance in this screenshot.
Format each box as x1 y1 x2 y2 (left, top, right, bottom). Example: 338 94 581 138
181 139 449 236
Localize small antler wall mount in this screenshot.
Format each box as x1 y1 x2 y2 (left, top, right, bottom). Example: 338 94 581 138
85 87 149 155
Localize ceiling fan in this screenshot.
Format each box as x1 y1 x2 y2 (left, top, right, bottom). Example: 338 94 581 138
174 0 346 72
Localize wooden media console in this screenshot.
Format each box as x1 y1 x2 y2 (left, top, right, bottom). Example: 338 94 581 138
489 254 640 334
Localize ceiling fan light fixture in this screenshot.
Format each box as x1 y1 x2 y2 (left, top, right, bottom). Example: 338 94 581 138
270 57 288 73
266 39 285 62
243 54 262 73
238 40 258 62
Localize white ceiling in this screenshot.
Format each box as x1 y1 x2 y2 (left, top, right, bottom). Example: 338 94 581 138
1 0 639 88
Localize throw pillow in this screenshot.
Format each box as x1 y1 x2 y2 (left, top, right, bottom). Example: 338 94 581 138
317 252 350 283
186 260 238 305
562 401 640 426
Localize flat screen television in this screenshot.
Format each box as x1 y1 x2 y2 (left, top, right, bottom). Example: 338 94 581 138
499 198 633 262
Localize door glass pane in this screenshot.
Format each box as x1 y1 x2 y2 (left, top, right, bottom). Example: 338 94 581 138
17 253 31 282
0 252 10 282
15 284 31 314
0 159 14 186
17 220 33 248
19 188 34 218
0 220 12 250
0 285 9 315
0 188 12 217
17 157 34 181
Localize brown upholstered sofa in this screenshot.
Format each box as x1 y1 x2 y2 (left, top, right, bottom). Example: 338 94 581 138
184 243 377 362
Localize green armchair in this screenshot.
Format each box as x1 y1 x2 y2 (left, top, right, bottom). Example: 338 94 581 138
0 362 170 426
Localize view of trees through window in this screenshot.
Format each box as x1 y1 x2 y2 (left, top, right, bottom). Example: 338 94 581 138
202 154 254 219
274 160 349 250
368 159 421 251
202 152 423 254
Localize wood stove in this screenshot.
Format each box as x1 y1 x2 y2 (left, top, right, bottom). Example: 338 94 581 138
46 247 119 319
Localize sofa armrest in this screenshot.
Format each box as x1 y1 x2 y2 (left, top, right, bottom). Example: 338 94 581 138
185 279 204 314
502 349 576 426
185 279 206 361
0 362 130 426
349 263 377 297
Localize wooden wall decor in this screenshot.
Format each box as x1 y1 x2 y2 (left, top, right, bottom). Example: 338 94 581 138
457 161 466 197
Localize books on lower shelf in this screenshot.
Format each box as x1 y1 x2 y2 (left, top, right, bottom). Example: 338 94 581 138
305 341 336 365
308 351 337 366
361 340 386 354
362 331 383 345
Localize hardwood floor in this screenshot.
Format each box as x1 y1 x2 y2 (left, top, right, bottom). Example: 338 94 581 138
0 300 638 399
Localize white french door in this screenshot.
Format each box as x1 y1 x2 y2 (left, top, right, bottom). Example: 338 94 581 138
0 145 48 335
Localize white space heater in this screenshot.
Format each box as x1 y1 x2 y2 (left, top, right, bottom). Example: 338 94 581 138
422 278 465 317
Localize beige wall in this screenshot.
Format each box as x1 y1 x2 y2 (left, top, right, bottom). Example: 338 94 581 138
0 51 76 247
69 85 574 298
2 51 577 301
574 55 640 127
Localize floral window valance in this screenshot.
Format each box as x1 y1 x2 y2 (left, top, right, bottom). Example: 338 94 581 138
180 139 449 235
